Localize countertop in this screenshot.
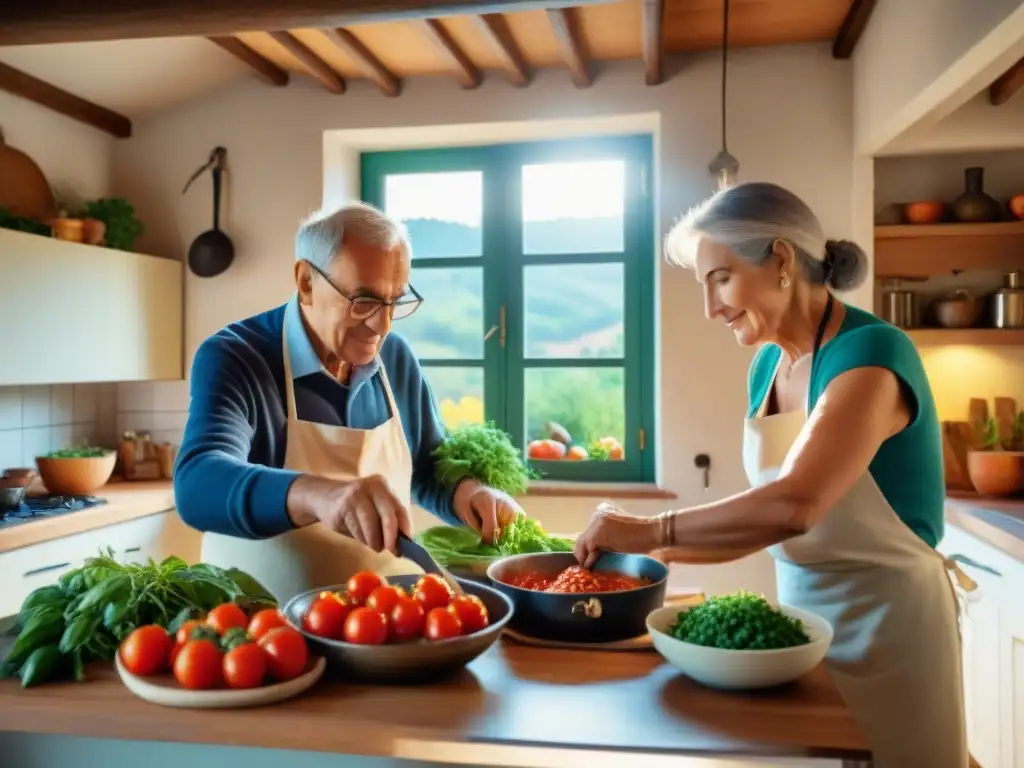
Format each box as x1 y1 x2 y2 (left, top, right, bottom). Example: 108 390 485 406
945 494 1024 562
0 481 176 554
0 640 869 765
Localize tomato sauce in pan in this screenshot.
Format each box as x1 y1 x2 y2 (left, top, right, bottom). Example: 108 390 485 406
502 565 649 593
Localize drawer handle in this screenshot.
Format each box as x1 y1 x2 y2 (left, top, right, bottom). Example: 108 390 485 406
123 547 141 554
23 562 72 578
948 553 1002 577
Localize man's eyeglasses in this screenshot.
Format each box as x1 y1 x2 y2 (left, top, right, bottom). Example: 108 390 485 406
304 260 423 321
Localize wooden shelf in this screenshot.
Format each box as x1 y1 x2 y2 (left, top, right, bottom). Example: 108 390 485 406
875 222 1024 278
907 328 1024 346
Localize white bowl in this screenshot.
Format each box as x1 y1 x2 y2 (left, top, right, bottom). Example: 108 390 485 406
646 602 833 690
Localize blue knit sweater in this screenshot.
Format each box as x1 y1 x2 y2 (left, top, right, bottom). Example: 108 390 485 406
173 297 460 538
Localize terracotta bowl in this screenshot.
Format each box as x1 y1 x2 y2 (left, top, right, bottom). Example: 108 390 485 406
904 201 944 224
967 450 1024 498
35 452 116 495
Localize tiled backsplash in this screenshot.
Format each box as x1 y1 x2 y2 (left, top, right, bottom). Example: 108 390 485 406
0 384 117 469
116 381 189 447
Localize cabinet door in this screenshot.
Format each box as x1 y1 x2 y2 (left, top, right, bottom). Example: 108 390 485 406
999 575 1024 768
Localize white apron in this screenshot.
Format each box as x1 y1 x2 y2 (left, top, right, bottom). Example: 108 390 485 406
742 309 972 767
200 331 423 603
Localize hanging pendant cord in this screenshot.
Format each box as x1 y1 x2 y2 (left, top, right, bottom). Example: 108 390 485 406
720 0 730 152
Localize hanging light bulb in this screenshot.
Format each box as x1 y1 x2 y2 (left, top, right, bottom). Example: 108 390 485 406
708 0 739 188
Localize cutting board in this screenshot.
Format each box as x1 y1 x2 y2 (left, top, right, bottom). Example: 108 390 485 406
502 589 704 652
943 421 977 491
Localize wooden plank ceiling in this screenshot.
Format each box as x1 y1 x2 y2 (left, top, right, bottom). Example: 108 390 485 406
0 0 883 138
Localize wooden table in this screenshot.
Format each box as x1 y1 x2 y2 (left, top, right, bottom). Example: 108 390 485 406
0 638 870 767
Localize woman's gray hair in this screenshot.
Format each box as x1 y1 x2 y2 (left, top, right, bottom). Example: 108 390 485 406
296 201 410 270
664 182 867 292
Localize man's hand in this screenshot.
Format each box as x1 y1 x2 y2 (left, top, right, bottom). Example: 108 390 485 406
287 474 413 554
452 479 523 544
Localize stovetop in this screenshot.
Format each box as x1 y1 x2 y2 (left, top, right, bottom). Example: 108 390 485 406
0 494 108 528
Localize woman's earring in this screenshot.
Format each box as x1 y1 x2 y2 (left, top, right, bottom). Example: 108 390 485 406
780 273 790 289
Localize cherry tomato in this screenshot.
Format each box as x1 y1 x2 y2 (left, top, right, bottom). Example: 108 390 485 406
424 607 462 641
258 626 309 682
206 603 249 635
173 639 223 690
346 571 384 605
303 596 351 639
366 584 405 616
119 625 173 677
389 597 426 642
223 642 267 690
343 606 388 645
176 619 207 645
412 574 453 612
247 608 288 641
447 595 490 635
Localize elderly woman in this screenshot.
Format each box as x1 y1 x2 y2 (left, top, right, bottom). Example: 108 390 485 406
575 182 970 767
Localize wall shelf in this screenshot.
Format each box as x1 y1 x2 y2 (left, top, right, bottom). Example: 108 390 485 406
875 222 1024 278
906 328 1024 346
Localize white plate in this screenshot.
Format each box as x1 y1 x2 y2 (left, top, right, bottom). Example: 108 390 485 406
115 654 326 709
646 602 833 690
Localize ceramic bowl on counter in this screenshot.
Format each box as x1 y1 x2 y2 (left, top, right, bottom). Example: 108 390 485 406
35 450 116 495
281 575 513 684
967 450 1024 498
486 551 668 643
646 602 833 691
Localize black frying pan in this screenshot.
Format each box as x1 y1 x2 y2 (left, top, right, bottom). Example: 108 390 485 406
182 147 234 278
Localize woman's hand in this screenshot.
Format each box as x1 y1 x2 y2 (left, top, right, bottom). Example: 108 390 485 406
574 502 663 569
453 479 523 544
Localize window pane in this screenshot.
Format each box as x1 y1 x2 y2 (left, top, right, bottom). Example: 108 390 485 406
525 367 625 461
383 171 482 259
524 263 624 358
423 366 484 430
521 160 625 255
399 267 483 359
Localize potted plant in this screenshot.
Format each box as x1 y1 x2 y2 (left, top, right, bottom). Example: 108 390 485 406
83 197 144 251
967 412 1024 497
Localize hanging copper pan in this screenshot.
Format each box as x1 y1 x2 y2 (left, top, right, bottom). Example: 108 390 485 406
0 128 56 221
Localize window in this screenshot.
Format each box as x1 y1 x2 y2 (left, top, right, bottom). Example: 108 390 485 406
360 135 655 484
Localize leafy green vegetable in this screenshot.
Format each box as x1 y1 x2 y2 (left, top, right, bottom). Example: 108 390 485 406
418 516 573 568
44 446 112 459
433 421 537 496
1 549 276 687
669 590 811 650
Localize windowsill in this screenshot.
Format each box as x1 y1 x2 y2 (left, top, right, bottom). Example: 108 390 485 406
519 481 678 500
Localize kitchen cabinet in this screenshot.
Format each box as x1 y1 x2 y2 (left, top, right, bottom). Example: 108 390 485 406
0 229 183 385
0 511 200 618
939 520 1024 768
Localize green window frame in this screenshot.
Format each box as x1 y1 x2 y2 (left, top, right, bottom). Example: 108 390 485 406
360 134 656 484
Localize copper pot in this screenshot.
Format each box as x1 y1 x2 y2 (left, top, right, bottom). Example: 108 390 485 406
931 290 985 328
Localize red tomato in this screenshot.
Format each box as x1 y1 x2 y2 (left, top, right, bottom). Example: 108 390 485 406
206 603 249 635
412 574 452 612
343 607 388 645
346 571 384 605
247 608 288 641
175 619 206 645
223 643 267 690
119 625 173 677
447 595 489 635
173 639 223 690
303 596 351 639
366 584 405 616
389 597 426 642
258 626 309 682
424 607 462 641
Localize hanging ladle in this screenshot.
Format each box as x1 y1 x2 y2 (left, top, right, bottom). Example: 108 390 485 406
183 146 234 278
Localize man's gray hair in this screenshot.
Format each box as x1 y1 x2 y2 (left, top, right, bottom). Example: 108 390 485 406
295 202 410 270
664 182 867 291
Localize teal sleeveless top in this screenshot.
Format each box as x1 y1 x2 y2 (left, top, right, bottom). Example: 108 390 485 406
747 304 945 548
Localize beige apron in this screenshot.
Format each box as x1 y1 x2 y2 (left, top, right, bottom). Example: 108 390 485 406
200 330 423 603
743 356 973 767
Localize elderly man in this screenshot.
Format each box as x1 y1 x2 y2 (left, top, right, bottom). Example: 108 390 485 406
174 202 522 600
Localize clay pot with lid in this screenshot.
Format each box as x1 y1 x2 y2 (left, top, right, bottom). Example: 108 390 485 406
0 128 56 221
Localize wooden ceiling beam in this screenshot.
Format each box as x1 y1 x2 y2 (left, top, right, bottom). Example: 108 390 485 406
412 18 482 89
208 36 289 86
547 8 591 88
471 14 531 87
832 0 878 59
641 0 665 86
322 28 401 97
0 0 615 45
268 31 346 94
0 60 131 138
990 56 1024 106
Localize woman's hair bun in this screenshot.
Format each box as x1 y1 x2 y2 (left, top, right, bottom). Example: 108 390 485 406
823 239 868 291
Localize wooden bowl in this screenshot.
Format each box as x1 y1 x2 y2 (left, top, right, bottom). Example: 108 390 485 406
35 452 116 495
967 450 1024 498
904 201 944 224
